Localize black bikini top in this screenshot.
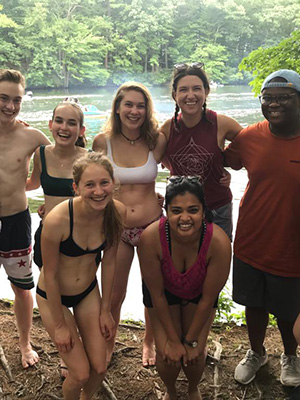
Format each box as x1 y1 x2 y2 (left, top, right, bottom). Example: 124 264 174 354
59 199 106 259
40 145 74 197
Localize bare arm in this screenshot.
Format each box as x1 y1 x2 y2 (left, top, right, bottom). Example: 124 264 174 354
92 132 107 153
100 200 126 340
41 205 74 353
160 119 172 142
153 131 167 163
26 148 41 191
138 223 186 364
217 114 243 149
185 225 231 343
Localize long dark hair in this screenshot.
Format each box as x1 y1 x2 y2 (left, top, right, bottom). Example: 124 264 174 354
171 66 211 130
165 176 213 222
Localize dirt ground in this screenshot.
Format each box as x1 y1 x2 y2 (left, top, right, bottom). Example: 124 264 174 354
0 299 299 400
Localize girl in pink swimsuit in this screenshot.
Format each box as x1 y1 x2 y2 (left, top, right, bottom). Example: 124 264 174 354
139 176 231 400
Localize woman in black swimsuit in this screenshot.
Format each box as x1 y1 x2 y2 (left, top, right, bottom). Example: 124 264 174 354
36 152 125 400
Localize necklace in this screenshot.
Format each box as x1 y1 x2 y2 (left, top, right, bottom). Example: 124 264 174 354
120 131 142 145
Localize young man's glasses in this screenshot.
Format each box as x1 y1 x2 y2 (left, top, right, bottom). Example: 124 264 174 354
173 62 205 73
259 93 297 106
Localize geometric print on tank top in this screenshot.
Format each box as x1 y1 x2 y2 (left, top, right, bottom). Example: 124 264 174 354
170 138 213 182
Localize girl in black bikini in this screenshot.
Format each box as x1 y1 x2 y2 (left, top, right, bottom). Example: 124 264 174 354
36 152 125 400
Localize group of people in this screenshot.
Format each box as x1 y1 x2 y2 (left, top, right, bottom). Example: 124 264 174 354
0 65 299 400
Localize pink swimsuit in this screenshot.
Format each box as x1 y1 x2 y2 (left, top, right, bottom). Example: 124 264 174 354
159 216 213 300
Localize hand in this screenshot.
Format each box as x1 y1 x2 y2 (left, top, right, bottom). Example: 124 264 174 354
37 204 46 219
163 339 186 367
183 344 203 367
54 324 74 353
219 169 231 187
100 311 116 341
156 192 165 208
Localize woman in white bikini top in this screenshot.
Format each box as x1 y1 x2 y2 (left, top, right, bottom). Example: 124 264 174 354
92 81 166 367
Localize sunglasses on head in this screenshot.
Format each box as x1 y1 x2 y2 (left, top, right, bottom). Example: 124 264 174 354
167 175 203 185
173 62 205 73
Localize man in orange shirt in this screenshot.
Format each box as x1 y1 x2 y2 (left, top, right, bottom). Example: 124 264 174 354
225 69 300 387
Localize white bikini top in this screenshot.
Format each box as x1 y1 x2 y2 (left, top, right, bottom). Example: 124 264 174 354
106 138 158 185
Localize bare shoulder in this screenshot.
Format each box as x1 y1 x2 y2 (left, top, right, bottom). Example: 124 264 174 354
140 220 160 248
208 223 231 256
217 114 242 142
153 131 167 162
159 118 172 141
19 122 49 141
43 200 69 236
92 132 108 152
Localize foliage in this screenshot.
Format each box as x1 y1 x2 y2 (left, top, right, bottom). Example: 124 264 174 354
0 0 299 87
216 286 277 326
239 30 300 95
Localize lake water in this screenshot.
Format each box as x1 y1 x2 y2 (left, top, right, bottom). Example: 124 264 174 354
0 85 262 321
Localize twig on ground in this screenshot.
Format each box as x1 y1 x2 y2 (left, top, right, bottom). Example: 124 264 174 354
242 386 248 399
43 393 61 400
254 382 263 399
119 323 144 330
212 340 223 400
0 343 13 381
36 375 46 392
102 379 118 400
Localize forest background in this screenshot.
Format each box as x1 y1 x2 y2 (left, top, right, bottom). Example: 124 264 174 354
0 0 299 90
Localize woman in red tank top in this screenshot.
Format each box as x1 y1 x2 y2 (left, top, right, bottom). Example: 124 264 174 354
161 63 242 240
139 176 231 400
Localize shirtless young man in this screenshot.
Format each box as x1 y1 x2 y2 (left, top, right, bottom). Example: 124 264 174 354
0 69 50 368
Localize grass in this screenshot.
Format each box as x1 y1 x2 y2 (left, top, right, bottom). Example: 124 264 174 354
156 171 169 183
27 197 44 213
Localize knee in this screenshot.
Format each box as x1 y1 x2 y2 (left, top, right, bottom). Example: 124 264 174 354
91 363 107 377
11 284 31 299
69 369 90 388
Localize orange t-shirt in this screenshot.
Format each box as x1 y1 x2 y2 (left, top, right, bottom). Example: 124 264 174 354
225 120 300 277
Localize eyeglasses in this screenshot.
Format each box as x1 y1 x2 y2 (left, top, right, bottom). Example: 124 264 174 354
167 175 203 185
259 93 297 106
174 62 205 73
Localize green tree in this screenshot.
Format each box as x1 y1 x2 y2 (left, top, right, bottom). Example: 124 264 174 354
239 30 300 94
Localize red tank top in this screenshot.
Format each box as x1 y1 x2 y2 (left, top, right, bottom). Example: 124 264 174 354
162 110 232 210
159 216 213 299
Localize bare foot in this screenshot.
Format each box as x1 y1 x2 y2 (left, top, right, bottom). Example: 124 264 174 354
20 344 39 368
142 340 156 367
188 389 202 400
60 359 68 379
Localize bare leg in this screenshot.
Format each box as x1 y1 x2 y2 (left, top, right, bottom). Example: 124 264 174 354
182 306 215 400
156 353 180 400
245 306 269 355
142 308 156 367
37 295 90 400
147 306 182 399
75 287 109 399
278 318 298 356
11 284 39 368
107 241 134 362
293 314 300 345
81 369 105 400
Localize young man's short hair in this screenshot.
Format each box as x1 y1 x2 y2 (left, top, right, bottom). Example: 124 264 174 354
0 69 25 89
